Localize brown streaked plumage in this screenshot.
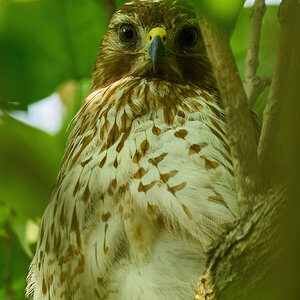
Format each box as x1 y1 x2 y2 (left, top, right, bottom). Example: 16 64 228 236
27 1 238 299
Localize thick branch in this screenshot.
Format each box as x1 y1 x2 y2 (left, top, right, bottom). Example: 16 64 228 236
258 0 299 186
197 13 262 216
244 0 270 107
100 0 116 22
195 186 286 300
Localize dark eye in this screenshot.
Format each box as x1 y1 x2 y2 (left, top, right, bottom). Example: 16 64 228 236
119 24 137 43
179 27 198 47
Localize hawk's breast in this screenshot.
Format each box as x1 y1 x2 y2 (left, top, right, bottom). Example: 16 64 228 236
29 77 238 300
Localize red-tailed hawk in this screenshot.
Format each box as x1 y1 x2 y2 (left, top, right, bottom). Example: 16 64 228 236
27 0 238 299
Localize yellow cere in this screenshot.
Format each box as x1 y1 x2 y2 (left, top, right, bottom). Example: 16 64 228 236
148 27 167 44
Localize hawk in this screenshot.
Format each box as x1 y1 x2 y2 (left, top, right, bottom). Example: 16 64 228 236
27 0 238 299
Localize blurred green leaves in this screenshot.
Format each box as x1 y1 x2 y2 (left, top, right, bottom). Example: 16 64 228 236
0 115 62 218
0 220 32 300
203 0 245 21
191 0 246 31
0 0 107 108
0 115 63 255
0 115 64 299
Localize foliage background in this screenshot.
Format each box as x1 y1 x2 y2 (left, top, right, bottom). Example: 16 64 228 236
0 0 285 299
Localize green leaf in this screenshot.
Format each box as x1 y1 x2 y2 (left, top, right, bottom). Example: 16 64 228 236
0 226 31 300
0 0 107 107
0 204 10 237
116 0 128 8
0 115 63 220
194 0 245 30
11 215 32 258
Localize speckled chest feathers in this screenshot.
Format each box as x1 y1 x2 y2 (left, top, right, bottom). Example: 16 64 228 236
27 1 238 300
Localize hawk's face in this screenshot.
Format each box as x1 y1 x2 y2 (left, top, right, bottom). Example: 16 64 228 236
92 0 216 92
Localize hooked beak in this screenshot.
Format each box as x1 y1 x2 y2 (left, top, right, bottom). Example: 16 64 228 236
147 27 167 73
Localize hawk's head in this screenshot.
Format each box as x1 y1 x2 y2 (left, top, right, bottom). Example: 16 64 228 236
92 0 216 92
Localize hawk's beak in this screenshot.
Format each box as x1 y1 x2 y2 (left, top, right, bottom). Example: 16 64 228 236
147 27 167 73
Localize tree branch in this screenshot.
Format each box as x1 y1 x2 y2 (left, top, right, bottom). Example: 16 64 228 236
100 0 116 22
196 12 262 216
245 75 272 106
244 0 271 107
193 1 298 299
258 0 299 186
244 0 265 80
195 186 286 300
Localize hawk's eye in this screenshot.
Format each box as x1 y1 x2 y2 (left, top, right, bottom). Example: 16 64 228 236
119 24 137 43
178 27 198 47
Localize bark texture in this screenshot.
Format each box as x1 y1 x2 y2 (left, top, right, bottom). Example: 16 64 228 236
196 12 262 217
195 186 286 300
193 0 299 298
